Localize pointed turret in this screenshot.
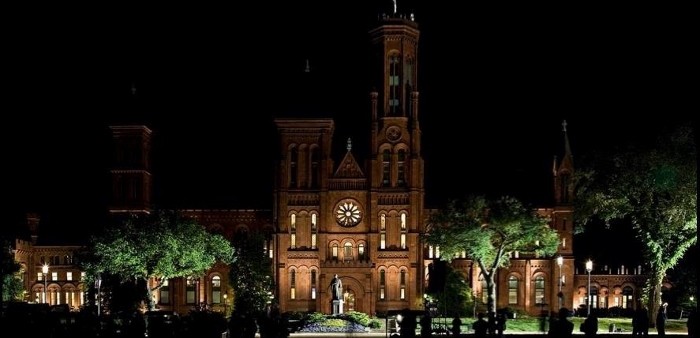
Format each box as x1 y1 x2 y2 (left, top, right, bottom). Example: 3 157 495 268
554 120 574 204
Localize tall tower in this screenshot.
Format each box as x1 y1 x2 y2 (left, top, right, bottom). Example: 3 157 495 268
368 10 426 313
108 125 152 214
552 120 574 310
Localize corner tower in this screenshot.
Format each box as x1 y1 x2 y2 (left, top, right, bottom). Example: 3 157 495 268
108 125 152 214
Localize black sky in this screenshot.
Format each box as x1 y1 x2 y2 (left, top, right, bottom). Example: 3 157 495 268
4 3 694 247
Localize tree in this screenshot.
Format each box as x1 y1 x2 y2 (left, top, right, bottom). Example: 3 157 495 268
81 210 235 310
1 238 21 309
575 123 697 322
423 195 560 317
426 261 474 318
228 230 274 315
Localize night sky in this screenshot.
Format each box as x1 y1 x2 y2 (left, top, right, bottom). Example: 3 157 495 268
5 1 693 260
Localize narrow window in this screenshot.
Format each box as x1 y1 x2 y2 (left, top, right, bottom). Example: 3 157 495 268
290 214 296 249
66 272 73 281
290 147 298 187
380 214 387 249
389 54 401 115
159 279 170 304
400 269 407 300
382 150 391 187
344 242 353 261
508 276 518 305
561 174 570 203
428 245 434 259
358 243 365 260
380 270 386 300
397 149 406 186
400 213 407 249
332 244 339 260
290 270 296 299
310 148 320 188
186 277 196 304
311 269 317 299
311 214 317 249
535 276 545 304
622 286 633 308
211 276 222 304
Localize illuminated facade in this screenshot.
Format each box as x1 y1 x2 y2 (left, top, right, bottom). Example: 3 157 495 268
10 13 657 317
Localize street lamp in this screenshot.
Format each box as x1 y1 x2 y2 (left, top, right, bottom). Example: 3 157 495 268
585 260 593 316
42 264 49 304
556 256 563 309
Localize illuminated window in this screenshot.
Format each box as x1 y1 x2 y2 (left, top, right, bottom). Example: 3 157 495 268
52 272 58 281
66 272 73 281
64 255 71 264
332 244 339 260
344 242 353 261
311 269 317 299
562 238 567 249
590 286 598 309
379 270 386 300
37 272 43 281
211 276 222 304
397 150 406 186
290 215 296 249
428 245 434 259
290 270 296 299
535 276 545 304
159 279 170 304
311 214 317 249
400 269 407 300
80 272 85 280
382 150 391 187
508 276 518 304
400 213 407 249
435 246 440 258
358 243 365 260
380 214 386 249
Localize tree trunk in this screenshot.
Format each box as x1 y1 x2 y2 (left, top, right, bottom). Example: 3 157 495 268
645 270 665 328
145 278 155 311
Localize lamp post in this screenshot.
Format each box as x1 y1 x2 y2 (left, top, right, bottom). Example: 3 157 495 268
95 274 102 317
223 293 228 317
585 260 593 316
556 256 563 309
42 264 49 304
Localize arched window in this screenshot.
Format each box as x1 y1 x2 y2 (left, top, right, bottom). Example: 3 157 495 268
400 213 407 249
290 214 296 249
211 275 222 304
379 270 386 300
397 149 406 186
311 214 317 249
534 276 545 304
382 150 391 187
159 279 170 304
508 276 519 305
380 214 387 249
590 286 599 309
344 242 353 261
290 269 296 299
358 243 365 260
400 269 407 300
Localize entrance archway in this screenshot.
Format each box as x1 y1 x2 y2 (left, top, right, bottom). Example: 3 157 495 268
344 288 356 312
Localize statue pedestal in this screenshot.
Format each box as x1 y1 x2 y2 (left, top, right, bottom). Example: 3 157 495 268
331 299 344 315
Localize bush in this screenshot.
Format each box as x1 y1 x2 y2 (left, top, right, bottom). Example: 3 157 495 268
307 312 327 323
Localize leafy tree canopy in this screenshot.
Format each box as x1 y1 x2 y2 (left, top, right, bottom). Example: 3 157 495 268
81 210 235 309
575 123 696 317
424 195 559 314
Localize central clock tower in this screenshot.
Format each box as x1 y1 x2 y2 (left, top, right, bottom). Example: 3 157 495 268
272 12 425 315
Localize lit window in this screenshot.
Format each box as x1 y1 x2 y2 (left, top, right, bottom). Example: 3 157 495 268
311 270 317 299
332 244 339 260
380 214 386 249
159 279 170 304
37 272 43 281
358 243 365 259
311 214 317 249
400 213 407 249
379 270 386 300
186 277 196 304
400 270 406 300
66 272 73 281
344 243 353 261
290 270 296 299
535 276 545 304
52 272 58 281
211 276 222 304
290 215 296 249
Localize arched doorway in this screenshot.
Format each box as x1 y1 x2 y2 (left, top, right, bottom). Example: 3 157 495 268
344 288 356 312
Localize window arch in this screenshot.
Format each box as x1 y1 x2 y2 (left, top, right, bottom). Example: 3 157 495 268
380 214 387 249
590 285 599 309
400 269 407 300
358 243 366 260
508 276 519 305
379 269 386 300
331 243 339 260
534 275 545 304
622 286 633 308
344 242 353 261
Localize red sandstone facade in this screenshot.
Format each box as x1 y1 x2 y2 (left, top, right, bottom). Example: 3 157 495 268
11 14 656 317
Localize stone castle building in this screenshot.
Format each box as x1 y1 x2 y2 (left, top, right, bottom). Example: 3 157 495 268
10 12 654 317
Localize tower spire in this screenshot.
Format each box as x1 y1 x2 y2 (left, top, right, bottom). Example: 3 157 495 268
562 120 572 158
393 0 397 14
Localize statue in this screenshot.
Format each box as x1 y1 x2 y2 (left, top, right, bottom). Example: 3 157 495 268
329 274 342 300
